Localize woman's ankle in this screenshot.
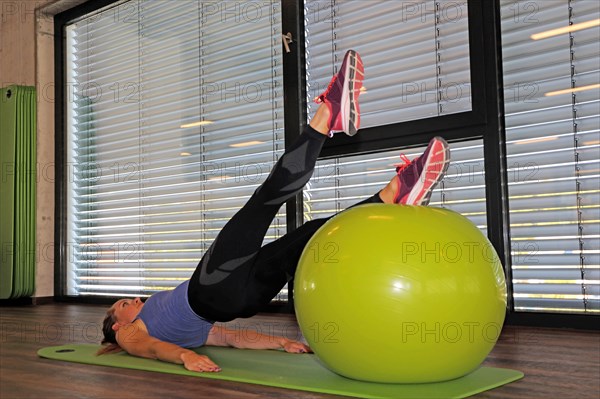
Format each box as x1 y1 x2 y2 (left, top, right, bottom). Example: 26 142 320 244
379 177 398 204
309 104 332 136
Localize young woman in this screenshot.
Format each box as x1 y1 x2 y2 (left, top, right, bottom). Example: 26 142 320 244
99 50 451 373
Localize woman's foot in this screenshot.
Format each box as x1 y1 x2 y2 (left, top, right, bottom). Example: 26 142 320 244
379 137 450 206
315 49 365 136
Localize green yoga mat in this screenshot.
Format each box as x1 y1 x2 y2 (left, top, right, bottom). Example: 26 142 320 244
38 344 523 398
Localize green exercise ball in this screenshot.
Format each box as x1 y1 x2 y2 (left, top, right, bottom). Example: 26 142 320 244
294 204 507 383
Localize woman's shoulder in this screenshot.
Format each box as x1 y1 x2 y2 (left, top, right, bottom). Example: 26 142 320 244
116 318 149 344
132 318 148 332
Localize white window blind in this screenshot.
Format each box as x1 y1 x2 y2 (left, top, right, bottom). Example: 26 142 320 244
66 0 285 298
303 2 484 245
501 0 600 313
304 139 488 231
305 0 599 315
304 0 472 126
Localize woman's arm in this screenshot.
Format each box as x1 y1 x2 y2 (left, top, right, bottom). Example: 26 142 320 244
116 322 221 372
206 325 311 353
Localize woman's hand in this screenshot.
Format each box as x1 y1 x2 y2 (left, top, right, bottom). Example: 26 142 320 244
282 339 312 354
180 351 221 372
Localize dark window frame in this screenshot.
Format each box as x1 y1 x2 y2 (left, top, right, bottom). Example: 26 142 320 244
315 0 488 158
282 0 513 316
52 0 599 330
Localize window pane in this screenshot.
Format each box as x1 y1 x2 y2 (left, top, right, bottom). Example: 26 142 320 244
501 0 600 314
304 0 472 127
304 138 488 231
66 0 285 297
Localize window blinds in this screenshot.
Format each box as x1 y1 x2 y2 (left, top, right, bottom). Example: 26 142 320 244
302 1 487 245
64 0 598 314
304 0 472 126
500 0 599 313
66 0 285 297
304 139 488 230
305 0 599 314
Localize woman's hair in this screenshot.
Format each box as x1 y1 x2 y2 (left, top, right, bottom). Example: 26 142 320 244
96 307 123 355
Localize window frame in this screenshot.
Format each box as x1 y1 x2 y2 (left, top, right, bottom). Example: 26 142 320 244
54 0 510 303
312 0 489 158
284 0 514 314
53 0 600 329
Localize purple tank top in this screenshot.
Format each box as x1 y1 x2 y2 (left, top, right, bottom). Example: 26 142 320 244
136 280 214 348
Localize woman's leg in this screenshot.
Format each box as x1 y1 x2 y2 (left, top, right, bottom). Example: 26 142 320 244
195 101 337 287
188 50 365 321
244 193 385 309
187 124 328 320
191 131 450 321
243 136 452 314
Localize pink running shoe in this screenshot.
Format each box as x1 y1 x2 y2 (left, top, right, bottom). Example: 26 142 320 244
393 137 450 206
315 50 365 136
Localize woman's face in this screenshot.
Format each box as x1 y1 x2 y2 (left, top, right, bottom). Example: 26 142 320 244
111 297 144 325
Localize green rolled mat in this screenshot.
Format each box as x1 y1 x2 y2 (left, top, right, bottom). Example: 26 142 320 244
0 86 37 299
38 344 523 399
0 85 36 299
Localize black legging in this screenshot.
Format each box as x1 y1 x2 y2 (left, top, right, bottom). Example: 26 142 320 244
187 125 382 322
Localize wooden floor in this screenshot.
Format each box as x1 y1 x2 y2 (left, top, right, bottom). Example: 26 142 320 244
1 303 598 399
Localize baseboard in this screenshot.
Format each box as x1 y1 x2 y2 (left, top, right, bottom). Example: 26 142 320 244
32 296 54 305
0 297 35 306
506 311 599 331
0 296 54 306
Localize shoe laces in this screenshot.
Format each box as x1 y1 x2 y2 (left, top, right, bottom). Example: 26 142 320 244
314 75 338 104
394 154 412 174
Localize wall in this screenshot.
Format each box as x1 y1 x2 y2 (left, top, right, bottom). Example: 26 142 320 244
36 1 57 298
1 0 37 84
